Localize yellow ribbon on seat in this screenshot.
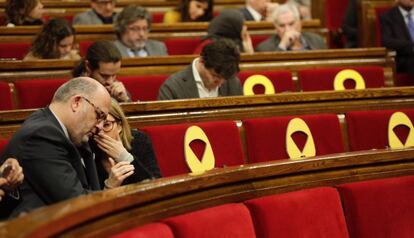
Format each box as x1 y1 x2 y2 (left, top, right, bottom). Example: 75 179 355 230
388 112 414 149
243 75 275 95
333 69 366 90
184 125 215 175
286 118 316 160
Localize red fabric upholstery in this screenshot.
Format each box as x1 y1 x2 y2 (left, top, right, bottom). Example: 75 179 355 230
14 79 67 109
0 82 13 110
79 41 94 57
163 203 256 238
151 12 164 23
164 38 202 55
0 139 8 154
375 6 392 47
243 114 344 163
118 75 168 101
299 66 385 91
193 39 211 55
325 0 348 30
238 70 294 93
0 42 31 60
396 73 414 86
111 223 174 238
141 121 245 177
251 35 269 49
338 176 414 238
346 109 414 151
245 187 349 238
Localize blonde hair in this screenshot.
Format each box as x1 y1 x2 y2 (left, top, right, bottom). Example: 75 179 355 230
109 99 132 150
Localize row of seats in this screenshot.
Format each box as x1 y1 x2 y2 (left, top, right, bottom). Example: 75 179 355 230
0 35 270 59
113 175 414 238
0 66 385 110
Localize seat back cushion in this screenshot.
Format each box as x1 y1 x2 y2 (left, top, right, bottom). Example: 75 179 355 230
111 222 174 238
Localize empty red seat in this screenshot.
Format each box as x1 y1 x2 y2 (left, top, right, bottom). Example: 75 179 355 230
163 203 256 238
0 42 31 60
375 6 392 47
151 12 165 23
0 82 13 110
118 75 168 101
111 222 174 238
141 121 245 177
325 0 349 48
243 114 344 163
338 176 414 238
0 139 8 154
238 70 294 94
245 187 349 238
79 41 94 57
164 38 202 55
14 79 67 109
299 66 385 91
346 109 414 151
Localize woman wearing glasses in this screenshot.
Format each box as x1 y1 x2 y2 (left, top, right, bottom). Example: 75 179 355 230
93 99 161 189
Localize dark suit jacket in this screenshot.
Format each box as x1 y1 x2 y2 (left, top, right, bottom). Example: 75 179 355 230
94 129 161 188
157 65 242 100
255 32 327 52
380 6 414 75
113 40 168 58
0 108 100 218
240 7 255 21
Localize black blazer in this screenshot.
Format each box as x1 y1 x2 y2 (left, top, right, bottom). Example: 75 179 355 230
240 7 255 21
0 108 100 218
380 6 414 74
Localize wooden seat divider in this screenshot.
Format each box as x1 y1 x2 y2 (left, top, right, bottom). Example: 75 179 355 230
0 147 414 237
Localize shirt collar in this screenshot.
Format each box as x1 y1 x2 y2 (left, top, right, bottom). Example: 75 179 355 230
49 107 69 139
246 5 263 21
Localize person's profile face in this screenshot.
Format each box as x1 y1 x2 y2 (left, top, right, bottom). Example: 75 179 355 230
274 11 300 37
90 61 121 89
28 0 44 20
91 0 115 18
188 0 209 20
201 67 226 90
121 19 149 50
57 35 74 58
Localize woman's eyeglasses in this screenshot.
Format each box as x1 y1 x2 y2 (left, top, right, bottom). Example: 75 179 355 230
102 120 119 132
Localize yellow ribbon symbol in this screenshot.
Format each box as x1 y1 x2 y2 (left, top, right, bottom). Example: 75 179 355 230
286 118 316 160
388 112 414 149
184 125 215 175
333 69 366 90
243 74 275 95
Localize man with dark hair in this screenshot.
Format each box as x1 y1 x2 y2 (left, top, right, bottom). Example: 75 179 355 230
158 39 242 100
380 0 414 77
73 0 117 25
0 77 111 218
73 40 131 102
113 5 167 58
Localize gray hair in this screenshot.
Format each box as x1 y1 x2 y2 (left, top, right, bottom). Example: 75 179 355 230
271 3 300 25
114 5 151 38
53 77 98 102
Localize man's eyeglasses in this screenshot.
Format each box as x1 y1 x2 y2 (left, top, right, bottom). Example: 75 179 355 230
102 119 119 132
81 96 107 123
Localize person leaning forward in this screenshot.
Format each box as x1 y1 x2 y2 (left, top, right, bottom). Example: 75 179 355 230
0 77 111 218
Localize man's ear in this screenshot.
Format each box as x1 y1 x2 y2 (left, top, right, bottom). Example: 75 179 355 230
70 95 82 113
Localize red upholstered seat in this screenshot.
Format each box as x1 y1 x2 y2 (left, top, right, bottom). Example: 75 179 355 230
346 109 414 151
245 187 349 238
141 121 245 177
238 70 294 93
163 203 256 238
0 139 8 154
325 0 348 48
111 222 174 238
164 38 202 55
151 12 164 23
251 35 269 49
79 41 94 57
298 66 385 91
375 6 392 47
0 82 13 110
14 79 67 109
338 176 414 238
0 42 31 60
243 114 344 163
118 75 168 101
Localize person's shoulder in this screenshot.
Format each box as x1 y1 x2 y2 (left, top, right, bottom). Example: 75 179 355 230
73 10 97 24
256 35 278 51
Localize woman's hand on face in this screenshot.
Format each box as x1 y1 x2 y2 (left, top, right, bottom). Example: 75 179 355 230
94 133 128 163
105 161 135 188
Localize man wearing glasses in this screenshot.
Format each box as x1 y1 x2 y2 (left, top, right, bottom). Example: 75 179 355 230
74 0 117 25
113 5 167 58
0 77 111 218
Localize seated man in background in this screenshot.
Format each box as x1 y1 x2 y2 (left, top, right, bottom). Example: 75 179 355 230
158 39 242 100
73 0 117 25
0 77 111 218
114 5 168 58
380 0 414 77
240 0 279 22
73 40 131 102
0 158 24 219
256 3 326 52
